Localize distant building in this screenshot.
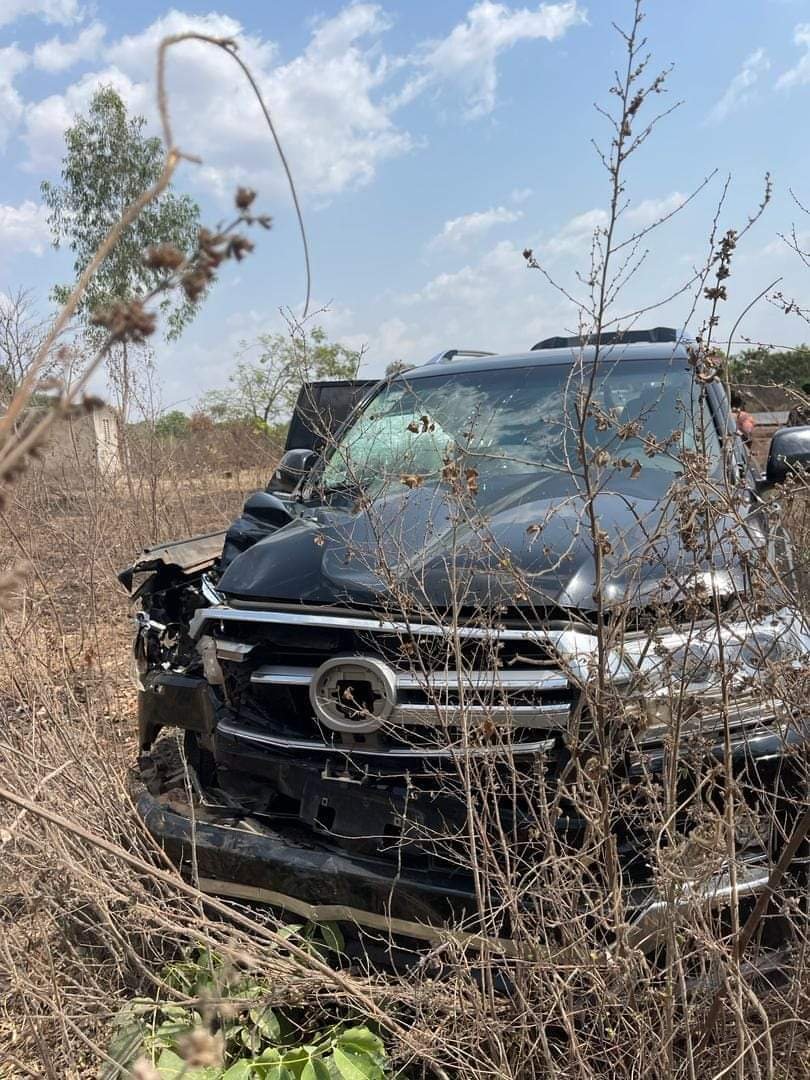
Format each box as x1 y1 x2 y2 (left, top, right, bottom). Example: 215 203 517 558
22 403 120 480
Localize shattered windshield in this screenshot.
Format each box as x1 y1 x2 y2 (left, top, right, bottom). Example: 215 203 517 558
318 359 721 499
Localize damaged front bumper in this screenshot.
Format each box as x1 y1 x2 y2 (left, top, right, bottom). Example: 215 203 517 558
136 783 777 958
131 599 809 961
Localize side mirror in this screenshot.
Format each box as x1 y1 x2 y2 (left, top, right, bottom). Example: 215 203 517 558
268 448 317 493
242 490 294 528
765 425 810 485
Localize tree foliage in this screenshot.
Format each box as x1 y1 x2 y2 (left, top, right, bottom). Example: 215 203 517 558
41 86 201 340
153 409 191 439
202 327 362 432
731 345 810 391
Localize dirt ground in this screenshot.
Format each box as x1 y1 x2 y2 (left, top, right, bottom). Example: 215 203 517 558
0 462 267 1077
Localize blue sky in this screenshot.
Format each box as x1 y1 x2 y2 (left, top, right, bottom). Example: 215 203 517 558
3 0 810 412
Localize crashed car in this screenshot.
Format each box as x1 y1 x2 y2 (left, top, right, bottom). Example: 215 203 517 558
122 330 810 955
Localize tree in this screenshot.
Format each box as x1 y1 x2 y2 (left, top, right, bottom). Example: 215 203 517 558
42 87 201 339
385 359 411 376
40 86 202 440
731 345 810 391
0 288 50 407
153 409 190 438
202 326 362 432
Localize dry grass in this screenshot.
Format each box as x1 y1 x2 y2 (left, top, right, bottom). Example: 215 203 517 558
0 449 808 1079
0 459 268 1077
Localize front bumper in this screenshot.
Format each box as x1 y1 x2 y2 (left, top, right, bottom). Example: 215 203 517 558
137 785 779 957
134 654 808 959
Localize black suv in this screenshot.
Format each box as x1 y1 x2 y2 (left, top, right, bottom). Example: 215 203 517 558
122 331 810 953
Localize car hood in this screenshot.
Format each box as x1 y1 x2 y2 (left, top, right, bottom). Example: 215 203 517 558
216 472 757 614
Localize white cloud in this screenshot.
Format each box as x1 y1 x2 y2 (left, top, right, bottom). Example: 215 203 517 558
706 48 770 123
538 194 688 259
625 191 687 227
776 23 810 90
21 4 584 198
23 67 151 173
0 200 51 257
377 237 573 367
24 7 415 198
510 186 533 203
405 1 585 117
0 45 28 150
33 21 105 73
544 207 607 255
428 205 523 250
0 0 81 28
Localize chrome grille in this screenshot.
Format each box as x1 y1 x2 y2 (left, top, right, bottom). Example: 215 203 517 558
250 663 573 731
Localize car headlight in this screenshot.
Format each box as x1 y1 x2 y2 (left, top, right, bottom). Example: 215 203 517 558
624 636 723 696
736 631 785 671
623 610 810 699
667 640 723 692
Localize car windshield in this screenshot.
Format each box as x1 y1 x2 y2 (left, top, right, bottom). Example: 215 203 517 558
318 359 721 500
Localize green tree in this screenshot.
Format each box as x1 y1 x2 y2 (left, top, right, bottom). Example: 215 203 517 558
154 409 190 438
731 345 810 391
41 86 201 450
202 326 362 432
41 86 201 339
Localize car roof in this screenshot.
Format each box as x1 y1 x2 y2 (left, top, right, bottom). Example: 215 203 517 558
399 339 693 381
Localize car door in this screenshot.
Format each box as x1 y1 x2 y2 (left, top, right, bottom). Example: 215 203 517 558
284 379 378 454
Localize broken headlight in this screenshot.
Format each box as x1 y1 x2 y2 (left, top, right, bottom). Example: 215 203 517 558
622 607 810 698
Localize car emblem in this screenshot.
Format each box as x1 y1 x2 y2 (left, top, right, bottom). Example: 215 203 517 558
309 656 397 734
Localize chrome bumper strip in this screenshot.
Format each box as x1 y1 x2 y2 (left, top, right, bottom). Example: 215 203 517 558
216 718 556 758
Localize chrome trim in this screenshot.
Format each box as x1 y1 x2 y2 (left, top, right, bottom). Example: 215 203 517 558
250 664 570 692
201 574 223 606
136 611 167 633
215 639 255 663
251 665 313 685
637 699 771 748
310 656 397 735
193 604 579 643
396 669 569 691
216 719 555 758
249 662 573 730
626 860 771 952
389 703 570 730
189 605 628 685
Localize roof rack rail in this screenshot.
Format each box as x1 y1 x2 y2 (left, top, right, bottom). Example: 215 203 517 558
423 348 497 366
531 327 680 350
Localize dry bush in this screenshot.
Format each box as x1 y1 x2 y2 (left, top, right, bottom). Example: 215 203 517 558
1 5 810 1080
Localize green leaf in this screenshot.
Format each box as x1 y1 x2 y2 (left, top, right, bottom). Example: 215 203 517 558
101 1014 145 1079
254 1048 283 1064
241 1026 264 1054
300 1056 331 1080
274 924 306 941
221 1062 253 1080
279 1046 311 1077
334 1030 384 1062
331 1046 384 1080
145 1018 196 1053
317 922 345 954
155 1047 221 1079
162 1005 195 1023
250 1053 295 1080
249 1004 281 1043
